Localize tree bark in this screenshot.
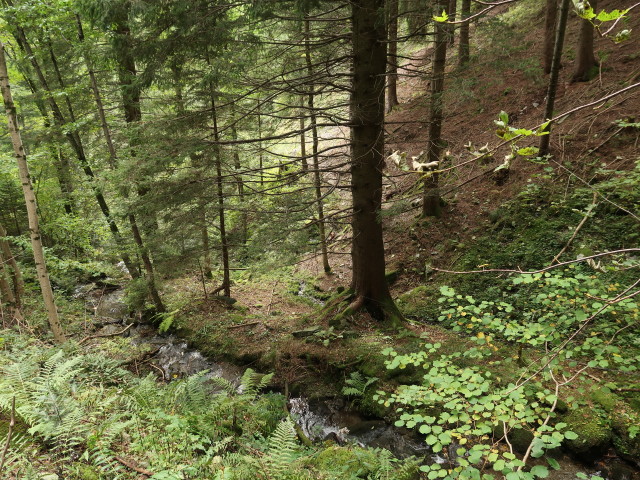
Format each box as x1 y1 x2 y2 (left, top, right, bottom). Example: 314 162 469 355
210 94 231 298
77 16 118 169
386 0 400 112
539 0 571 156
299 95 309 172
543 0 558 74
349 0 401 323
458 0 471 65
423 0 448 217
305 18 331 274
0 223 23 306
230 110 248 245
447 0 457 46
0 41 65 343
572 0 598 82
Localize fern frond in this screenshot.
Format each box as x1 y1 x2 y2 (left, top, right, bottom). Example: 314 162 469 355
266 418 299 477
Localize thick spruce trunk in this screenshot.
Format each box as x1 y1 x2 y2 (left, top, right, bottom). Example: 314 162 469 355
572 0 598 82
458 0 471 65
0 42 64 343
349 0 401 323
543 0 558 74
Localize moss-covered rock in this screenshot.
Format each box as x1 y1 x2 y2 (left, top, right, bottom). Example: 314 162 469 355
611 409 640 467
590 387 618 413
562 409 612 458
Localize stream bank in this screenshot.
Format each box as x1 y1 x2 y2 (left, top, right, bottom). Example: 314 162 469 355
80 285 640 479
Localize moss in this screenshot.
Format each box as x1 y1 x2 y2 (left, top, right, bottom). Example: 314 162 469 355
590 387 618 413
562 409 612 458
69 463 100 480
396 285 434 318
312 445 380 478
611 409 640 466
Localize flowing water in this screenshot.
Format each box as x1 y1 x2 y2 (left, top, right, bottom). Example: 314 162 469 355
88 287 639 478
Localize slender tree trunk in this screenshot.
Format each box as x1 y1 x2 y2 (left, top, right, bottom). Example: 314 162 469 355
539 0 571 156
0 249 16 309
0 42 64 343
423 0 448 217
447 0 457 46
230 112 248 245
0 223 24 306
112 17 165 312
128 214 164 312
304 18 331 274
11 18 139 278
458 0 471 65
258 109 264 186
77 16 118 169
299 95 309 172
210 94 231 297
543 0 558 74
349 0 401 323
386 0 400 112
572 0 598 82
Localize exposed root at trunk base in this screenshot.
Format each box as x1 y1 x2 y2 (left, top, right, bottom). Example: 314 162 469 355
333 294 404 329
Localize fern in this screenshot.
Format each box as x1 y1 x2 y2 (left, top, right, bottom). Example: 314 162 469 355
239 368 274 397
266 417 299 478
342 371 378 397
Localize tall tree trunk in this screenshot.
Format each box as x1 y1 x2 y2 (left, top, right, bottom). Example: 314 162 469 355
539 0 571 157
210 94 231 297
572 0 598 82
458 0 471 65
447 0 457 46
112 16 165 312
349 0 401 323
10 17 139 278
423 0 448 217
0 41 65 343
543 0 558 74
305 18 331 274
77 16 118 169
230 111 248 245
386 0 400 112
299 95 309 172
0 223 24 306
258 109 264 186
171 61 213 276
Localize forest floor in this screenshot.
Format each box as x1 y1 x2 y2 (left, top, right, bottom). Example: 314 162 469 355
146 0 640 472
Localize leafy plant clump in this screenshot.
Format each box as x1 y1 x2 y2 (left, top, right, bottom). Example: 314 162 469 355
0 331 417 479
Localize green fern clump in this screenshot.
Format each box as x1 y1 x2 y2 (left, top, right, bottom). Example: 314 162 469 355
342 371 378 398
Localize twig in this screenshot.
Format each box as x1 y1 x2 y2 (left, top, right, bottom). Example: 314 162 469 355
550 192 598 264
114 455 154 477
149 363 166 381
266 281 279 315
0 396 15 474
228 321 261 329
77 323 134 345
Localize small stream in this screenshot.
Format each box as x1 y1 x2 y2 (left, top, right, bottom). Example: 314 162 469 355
85 287 639 478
